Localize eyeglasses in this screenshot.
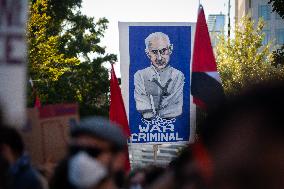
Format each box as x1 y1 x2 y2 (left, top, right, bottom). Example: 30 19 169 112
150 47 171 56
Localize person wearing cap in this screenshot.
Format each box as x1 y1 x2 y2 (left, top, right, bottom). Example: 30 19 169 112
50 116 128 189
134 32 184 119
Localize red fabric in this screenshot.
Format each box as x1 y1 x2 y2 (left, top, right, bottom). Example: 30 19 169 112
109 64 131 137
39 103 78 118
191 6 224 109
193 97 207 110
35 95 41 109
192 6 217 72
109 64 131 172
192 141 213 183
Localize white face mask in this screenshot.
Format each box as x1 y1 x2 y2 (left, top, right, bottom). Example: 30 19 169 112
68 152 107 188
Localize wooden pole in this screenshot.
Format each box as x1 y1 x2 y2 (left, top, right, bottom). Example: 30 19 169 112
153 144 159 163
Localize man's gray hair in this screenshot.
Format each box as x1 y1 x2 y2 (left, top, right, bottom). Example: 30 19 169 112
145 32 170 50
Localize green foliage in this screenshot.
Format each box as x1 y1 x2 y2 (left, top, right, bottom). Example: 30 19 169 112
27 0 117 117
216 16 284 95
28 0 80 103
28 0 80 81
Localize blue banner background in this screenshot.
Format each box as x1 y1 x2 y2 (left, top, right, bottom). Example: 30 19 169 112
129 26 191 143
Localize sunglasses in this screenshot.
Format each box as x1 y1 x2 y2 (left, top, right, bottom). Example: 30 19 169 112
69 145 109 158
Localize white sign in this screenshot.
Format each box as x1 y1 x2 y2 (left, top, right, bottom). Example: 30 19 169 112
0 0 27 127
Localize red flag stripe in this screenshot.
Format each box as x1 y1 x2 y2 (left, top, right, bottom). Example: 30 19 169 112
191 6 225 109
110 64 131 137
192 7 217 72
193 97 207 109
109 64 131 172
35 95 41 109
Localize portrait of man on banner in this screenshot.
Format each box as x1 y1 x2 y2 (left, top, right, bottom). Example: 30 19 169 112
134 32 184 119
129 25 191 143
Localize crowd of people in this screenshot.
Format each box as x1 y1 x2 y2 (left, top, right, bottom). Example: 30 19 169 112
1 81 284 189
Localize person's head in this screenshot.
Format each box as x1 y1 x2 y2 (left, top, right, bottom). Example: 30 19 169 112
145 32 173 70
199 82 284 189
144 165 165 188
67 116 127 189
127 168 146 189
169 146 208 189
0 126 24 165
128 165 166 189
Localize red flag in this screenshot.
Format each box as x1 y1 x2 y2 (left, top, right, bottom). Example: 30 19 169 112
35 95 41 109
191 6 225 109
109 64 131 172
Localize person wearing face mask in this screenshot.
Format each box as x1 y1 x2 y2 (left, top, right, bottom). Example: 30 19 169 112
134 32 185 120
50 116 128 189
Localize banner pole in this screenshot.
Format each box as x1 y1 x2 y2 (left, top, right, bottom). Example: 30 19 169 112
153 144 159 164
153 144 156 163
129 137 134 168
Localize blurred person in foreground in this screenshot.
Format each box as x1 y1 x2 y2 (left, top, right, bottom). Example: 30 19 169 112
143 165 165 189
0 149 12 189
50 116 128 189
127 168 146 189
0 126 46 189
127 165 166 189
148 145 208 189
199 81 284 189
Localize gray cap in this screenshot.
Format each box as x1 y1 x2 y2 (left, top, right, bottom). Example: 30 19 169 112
70 116 127 150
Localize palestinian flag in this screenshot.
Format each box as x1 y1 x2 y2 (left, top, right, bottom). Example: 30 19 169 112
109 64 131 172
191 6 225 109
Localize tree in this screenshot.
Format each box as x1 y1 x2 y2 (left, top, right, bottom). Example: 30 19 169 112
216 16 284 95
268 0 284 19
269 0 284 67
28 0 117 117
271 46 284 67
27 0 80 105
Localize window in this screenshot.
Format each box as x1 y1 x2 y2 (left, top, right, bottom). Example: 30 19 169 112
276 29 284 45
258 5 271 20
262 30 270 45
248 0 252 9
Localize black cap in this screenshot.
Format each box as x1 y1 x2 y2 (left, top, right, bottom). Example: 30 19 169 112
70 116 127 150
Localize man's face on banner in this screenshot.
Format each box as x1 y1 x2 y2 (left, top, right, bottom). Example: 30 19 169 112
147 37 172 70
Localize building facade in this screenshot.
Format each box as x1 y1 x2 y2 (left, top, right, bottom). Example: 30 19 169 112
208 14 226 50
235 0 284 47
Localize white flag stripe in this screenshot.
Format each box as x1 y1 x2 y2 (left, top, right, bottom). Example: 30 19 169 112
206 72 221 83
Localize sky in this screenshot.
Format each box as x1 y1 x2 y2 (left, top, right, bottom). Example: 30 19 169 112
82 0 235 75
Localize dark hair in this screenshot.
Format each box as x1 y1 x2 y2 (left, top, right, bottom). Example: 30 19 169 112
200 81 284 149
169 146 205 189
144 165 165 187
49 158 76 189
0 126 24 157
0 155 12 189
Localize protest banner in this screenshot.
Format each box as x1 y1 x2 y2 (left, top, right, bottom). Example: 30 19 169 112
21 104 79 165
119 22 196 144
0 0 28 127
